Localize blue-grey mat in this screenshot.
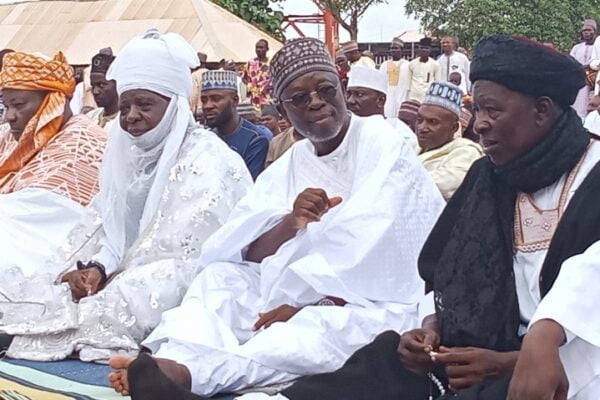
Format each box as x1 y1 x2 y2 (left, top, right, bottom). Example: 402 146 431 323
4 358 236 399
5 358 111 387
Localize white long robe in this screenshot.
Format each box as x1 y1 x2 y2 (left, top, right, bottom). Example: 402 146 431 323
379 59 409 118
513 140 600 399
570 42 594 119
143 114 445 397
437 51 470 90
0 127 252 362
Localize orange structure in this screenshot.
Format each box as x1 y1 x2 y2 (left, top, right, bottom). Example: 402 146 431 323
281 3 339 56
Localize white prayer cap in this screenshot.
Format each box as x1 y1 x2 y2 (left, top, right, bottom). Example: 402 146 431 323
347 65 388 95
107 29 200 98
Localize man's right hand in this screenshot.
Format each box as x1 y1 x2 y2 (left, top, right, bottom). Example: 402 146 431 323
398 328 440 374
61 270 89 301
289 188 342 230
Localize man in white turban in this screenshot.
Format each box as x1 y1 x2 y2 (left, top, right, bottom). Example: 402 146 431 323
0 29 252 362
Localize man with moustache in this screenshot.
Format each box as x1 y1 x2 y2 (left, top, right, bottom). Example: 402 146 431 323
201 70 268 179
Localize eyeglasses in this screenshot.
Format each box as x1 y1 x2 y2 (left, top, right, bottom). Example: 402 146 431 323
280 83 339 108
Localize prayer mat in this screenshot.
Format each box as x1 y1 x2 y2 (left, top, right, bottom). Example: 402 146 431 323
0 359 125 400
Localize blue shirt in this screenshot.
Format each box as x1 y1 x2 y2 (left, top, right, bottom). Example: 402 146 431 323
255 124 274 141
223 119 269 180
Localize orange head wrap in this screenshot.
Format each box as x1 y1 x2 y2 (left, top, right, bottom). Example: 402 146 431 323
0 51 76 185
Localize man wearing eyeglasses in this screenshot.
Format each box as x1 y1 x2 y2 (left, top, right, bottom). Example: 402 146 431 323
115 38 445 400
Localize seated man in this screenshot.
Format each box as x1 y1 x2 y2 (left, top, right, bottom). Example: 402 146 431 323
0 30 252 362
108 37 445 399
416 82 482 200
0 51 107 275
261 35 600 400
346 65 417 149
86 47 119 130
201 70 269 179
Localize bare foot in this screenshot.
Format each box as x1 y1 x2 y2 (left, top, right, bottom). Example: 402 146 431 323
109 354 192 396
109 356 134 395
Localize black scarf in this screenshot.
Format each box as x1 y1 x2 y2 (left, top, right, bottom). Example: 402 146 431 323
419 109 599 351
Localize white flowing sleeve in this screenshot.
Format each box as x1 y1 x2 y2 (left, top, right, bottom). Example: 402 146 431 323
530 240 600 347
529 240 600 398
0 188 85 277
91 236 119 277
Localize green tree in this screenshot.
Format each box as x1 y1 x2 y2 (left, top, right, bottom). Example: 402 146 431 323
315 0 387 41
405 0 600 51
211 0 285 40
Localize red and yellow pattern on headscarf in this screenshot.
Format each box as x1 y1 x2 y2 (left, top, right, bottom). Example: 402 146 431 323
0 51 76 187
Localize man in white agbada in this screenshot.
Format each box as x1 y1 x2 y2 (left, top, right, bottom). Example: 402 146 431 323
379 37 409 118
0 29 252 362
346 65 417 150
437 36 470 90
107 37 445 400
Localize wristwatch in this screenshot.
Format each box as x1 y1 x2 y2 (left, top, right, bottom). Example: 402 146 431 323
76 260 108 283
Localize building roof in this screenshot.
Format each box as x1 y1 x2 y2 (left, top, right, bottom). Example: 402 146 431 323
398 30 425 43
0 0 283 64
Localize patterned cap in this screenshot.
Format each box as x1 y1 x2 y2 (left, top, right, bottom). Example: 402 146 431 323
270 37 338 100
341 40 359 53
201 70 238 92
91 47 115 74
391 37 403 47
422 81 463 117
237 102 256 116
399 99 421 117
584 19 597 31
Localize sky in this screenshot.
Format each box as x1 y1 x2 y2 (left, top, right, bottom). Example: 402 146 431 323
272 0 420 42
0 0 421 42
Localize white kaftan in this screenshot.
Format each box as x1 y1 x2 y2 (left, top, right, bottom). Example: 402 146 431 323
379 59 409 118
584 110 600 134
0 127 252 362
437 52 470 89
570 42 594 119
513 140 600 399
143 114 446 397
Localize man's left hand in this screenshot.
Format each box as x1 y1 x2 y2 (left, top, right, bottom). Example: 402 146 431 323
432 346 518 392
253 305 300 331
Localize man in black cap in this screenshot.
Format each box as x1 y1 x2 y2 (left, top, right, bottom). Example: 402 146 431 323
86 47 119 130
406 37 440 102
258 35 600 400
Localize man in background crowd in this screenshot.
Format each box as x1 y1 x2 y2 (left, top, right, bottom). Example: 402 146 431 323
379 37 409 118
86 47 119 130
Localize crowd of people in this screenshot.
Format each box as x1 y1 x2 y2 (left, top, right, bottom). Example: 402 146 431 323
0 17 598 400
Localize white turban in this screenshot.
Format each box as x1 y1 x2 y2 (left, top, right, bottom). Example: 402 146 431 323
96 29 200 270
107 29 199 98
347 65 388 95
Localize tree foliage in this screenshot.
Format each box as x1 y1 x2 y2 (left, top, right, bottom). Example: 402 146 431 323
211 0 285 40
315 0 387 40
405 0 600 51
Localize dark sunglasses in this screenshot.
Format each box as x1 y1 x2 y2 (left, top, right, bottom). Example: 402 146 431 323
280 83 339 108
